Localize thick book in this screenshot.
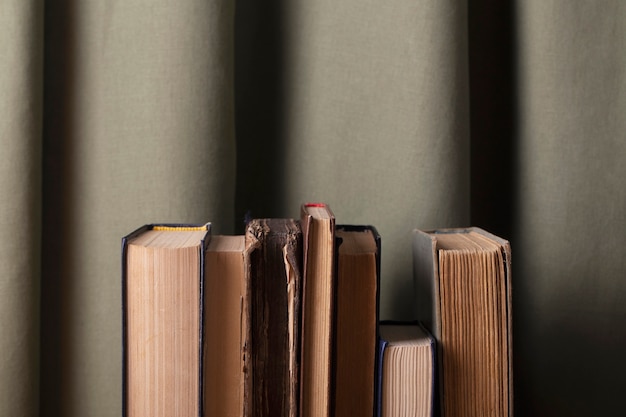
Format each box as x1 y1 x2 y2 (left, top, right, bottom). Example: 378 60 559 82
122 223 211 417
299 203 336 417
204 235 250 417
413 228 513 417
378 321 435 417
334 225 381 417
245 218 303 417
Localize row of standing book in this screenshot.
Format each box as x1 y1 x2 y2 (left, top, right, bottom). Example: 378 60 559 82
122 203 512 417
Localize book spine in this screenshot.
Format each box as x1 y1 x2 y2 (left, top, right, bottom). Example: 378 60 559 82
375 338 388 417
246 219 302 417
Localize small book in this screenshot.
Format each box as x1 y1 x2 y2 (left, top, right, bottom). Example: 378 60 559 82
378 321 435 417
413 228 513 417
122 223 211 417
204 235 250 417
300 203 336 417
245 218 303 417
333 225 381 417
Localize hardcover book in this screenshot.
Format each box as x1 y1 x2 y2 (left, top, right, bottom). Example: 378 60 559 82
413 227 513 417
245 218 303 417
122 223 211 417
204 235 250 417
334 225 381 417
378 321 435 417
300 203 336 417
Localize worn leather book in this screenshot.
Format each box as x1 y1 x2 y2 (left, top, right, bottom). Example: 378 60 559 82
299 203 336 417
333 225 381 417
413 228 513 417
245 218 303 417
122 223 211 417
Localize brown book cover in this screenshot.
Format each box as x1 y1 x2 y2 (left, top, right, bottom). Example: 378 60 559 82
413 227 512 417
245 218 303 417
122 223 211 417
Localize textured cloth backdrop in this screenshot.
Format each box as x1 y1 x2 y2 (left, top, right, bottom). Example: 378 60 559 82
1 0 625 416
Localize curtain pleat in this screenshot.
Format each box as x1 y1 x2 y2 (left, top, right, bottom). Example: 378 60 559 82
40 1 235 415
514 2 626 415
0 0 624 416
236 0 470 319
0 1 43 416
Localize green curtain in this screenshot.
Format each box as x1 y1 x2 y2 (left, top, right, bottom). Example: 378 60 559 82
1 0 624 416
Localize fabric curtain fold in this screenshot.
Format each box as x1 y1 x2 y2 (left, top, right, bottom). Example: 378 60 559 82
514 2 626 415
1 1 43 416
40 1 236 415
236 0 470 320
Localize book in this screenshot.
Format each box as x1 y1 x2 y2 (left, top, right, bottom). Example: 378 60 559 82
413 228 513 417
204 235 250 417
334 225 381 417
378 322 435 417
245 218 303 417
122 223 211 417
299 203 336 417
